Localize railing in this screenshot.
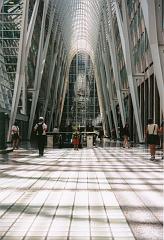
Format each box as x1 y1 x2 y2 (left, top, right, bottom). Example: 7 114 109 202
46 131 98 148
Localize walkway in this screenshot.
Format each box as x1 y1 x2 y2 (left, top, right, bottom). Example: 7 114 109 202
0 146 163 240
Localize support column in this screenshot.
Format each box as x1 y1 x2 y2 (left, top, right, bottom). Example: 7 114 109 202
26 0 40 57
7 0 29 141
58 60 68 125
55 56 67 126
0 2 3 13
22 0 40 115
53 43 64 105
48 45 64 130
28 0 50 139
104 1 126 127
100 24 119 138
94 64 109 136
114 0 144 142
140 0 164 113
97 46 113 134
48 65 62 130
42 29 60 118
58 63 69 128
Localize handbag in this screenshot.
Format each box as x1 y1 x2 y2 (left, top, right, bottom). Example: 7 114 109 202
152 125 160 145
154 134 160 145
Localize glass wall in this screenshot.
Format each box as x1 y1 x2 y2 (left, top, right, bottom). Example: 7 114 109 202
61 52 100 130
0 0 23 110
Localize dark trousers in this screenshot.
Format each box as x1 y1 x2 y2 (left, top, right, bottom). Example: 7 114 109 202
38 135 46 155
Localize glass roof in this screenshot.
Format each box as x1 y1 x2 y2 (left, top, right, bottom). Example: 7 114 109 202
51 0 104 58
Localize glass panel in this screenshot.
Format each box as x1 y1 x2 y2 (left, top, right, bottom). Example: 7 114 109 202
61 52 100 130
0 0 23 109
55 0 103 55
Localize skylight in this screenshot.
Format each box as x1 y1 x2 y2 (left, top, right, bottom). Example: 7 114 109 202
51 0 103 58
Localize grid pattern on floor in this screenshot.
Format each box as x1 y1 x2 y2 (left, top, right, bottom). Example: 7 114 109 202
0 147 163 240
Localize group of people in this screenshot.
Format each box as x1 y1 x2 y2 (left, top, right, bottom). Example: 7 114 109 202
11 117 47 157
121 119 163 160
11 117 163 160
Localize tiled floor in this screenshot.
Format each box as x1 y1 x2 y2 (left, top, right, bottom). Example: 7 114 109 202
0 145 163 240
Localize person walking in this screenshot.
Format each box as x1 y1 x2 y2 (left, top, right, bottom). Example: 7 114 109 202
72 128 80 150
145 118 159 161
11 122 20 150
34 117 47 156
122 123 130 148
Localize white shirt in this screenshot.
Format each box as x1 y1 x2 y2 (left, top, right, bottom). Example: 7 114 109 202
11 125 19 135
53 128 59 133
147 124 158 135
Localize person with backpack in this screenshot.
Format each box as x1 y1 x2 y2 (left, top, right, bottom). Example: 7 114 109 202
34 117 47 156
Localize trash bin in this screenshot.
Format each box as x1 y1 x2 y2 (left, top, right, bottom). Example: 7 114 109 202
0 112 7 150
87 135 93 147
47 135 53 148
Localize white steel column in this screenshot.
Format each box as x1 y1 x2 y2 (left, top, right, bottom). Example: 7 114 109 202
56 66 67 127
114 0 144 142
42 28 60 118
100 24 119 138
0 2 3 13
58 64 70 128
7 0 29 141
52 42 64 105
48 44 64 130
140 0 164 113
55 55 67 118
98 62 113 134
97 45 113 133
21 73 26 114
94 64 109 136
28 0 50 139
48 65 62 130
54 55 67 127
22 0 40 115
104 1 126 127
42 2 56 64
26 0 40 57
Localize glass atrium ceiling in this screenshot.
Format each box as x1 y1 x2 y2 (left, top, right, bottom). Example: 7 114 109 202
51 0 104 58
